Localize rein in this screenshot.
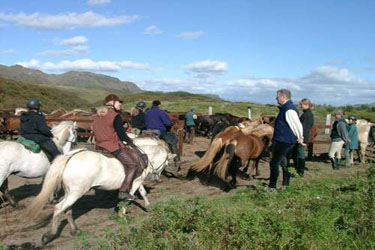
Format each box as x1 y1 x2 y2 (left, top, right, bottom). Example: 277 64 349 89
135 145 169 175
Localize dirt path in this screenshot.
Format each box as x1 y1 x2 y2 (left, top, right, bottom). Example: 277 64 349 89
0 135 330 249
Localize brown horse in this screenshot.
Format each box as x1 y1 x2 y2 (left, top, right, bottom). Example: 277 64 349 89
214 124 274 186
189 119 263 174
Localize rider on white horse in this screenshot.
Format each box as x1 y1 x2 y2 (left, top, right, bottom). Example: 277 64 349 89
93 94 146 201
19 98 60 162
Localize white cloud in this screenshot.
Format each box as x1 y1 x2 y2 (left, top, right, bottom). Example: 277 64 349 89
60 36 88 46
176 31 205 40
302 66 360 83
139 66 374 106
0 11 139 30
87 0 111 5
38 46 89 57
17 58 161 73
144 25 162 35
221 66 373 105
0 49 15 54
184 60 228 74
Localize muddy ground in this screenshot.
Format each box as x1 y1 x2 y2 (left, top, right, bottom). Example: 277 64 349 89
0 135 332 249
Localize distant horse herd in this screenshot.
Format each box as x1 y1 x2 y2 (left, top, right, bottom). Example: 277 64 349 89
0 107 374 246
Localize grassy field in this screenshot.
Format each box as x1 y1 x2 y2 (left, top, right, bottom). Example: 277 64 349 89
74 164 375 250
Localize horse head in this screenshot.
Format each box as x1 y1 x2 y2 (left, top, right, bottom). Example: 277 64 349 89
51 121 78 153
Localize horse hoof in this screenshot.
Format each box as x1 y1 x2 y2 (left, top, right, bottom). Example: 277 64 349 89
42 232 55 246
10 202 18 208
118 206 127 218
70 229 81 236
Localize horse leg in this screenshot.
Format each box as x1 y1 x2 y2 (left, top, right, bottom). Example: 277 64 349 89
248 161 257 180
229 157 239 187
0 178 17 207
360 143 367 163
255 158 260 176
66 208 80 236
243 160 250 175
42 193 81 245
138 184 150 207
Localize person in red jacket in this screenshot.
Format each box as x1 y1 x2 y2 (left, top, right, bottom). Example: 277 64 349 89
93 94 145 200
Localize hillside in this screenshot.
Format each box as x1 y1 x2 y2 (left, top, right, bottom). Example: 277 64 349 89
0 77 373 122
0 77 90 111
0 64 141 93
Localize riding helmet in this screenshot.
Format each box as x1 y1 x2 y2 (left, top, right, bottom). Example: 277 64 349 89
348 115 357 121
103 94 123 105
26 98 42 110
136 101 146 108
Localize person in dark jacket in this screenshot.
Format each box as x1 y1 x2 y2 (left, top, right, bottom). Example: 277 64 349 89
329 109 350 170
266 89 304 191
20 98 60 161
131 101 147 135
93 94 145 200
145 100 181 166
290 98 314 177
344 115 359 167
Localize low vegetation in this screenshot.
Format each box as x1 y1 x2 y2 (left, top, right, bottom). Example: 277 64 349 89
75 164 375 249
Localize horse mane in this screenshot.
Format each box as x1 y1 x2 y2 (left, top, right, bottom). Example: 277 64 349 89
51 121 74 148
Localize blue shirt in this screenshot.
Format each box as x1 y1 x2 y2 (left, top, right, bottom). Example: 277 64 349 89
145 106 172 133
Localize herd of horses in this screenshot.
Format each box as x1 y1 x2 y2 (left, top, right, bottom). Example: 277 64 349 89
0 107 374 246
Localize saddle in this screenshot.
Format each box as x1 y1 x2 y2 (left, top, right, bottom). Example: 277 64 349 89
16 136 41 153
95 146 115 158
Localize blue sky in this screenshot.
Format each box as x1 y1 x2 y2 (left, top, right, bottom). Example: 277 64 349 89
0 0 374 105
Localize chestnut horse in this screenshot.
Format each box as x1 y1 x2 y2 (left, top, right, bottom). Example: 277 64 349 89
189 119 263 175
214 124 274 186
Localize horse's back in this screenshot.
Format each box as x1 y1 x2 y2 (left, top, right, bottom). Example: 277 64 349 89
63 150 124 191
0 141 50 178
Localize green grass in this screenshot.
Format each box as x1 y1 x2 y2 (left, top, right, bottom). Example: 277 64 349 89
74 164 375 250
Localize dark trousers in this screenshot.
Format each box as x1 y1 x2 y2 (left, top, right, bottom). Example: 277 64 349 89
269 141 296 188
160 131 180 161
39 139 61 162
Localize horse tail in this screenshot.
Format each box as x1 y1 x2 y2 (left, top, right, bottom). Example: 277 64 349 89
215 140 237 180
190 137 223 172
25 153 73 219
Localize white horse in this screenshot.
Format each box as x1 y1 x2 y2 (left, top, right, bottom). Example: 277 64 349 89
357 119 375 163
26 139 174 245
0 121 77 207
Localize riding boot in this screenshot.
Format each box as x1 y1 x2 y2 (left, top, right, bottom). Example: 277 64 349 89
282 166 290 186
297 158 305 177
330 158 337 170
336 159 341 168
356 149 362 164
113 148 143 200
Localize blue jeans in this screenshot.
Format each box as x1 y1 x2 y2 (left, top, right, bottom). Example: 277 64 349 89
269 141 296 188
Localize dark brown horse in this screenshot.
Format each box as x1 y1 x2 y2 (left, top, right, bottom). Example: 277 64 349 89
214 124 274 187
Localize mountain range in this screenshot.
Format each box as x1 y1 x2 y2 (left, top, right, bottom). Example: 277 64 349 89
0 64 142 93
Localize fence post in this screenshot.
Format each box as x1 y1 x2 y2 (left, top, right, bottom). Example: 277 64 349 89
208 106 212 115
248 106 252 120
325 114 331 134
